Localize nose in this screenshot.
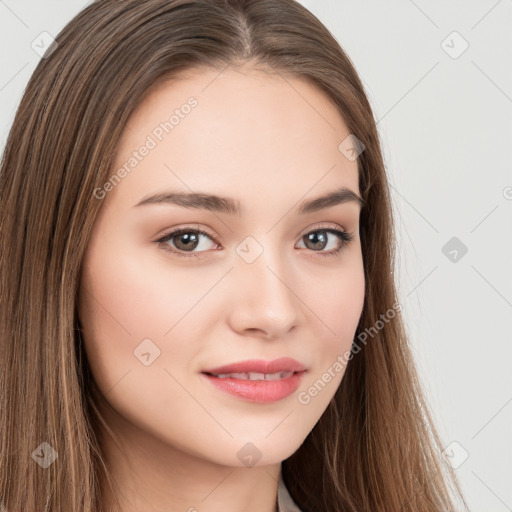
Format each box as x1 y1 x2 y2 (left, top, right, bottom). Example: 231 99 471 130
226 242 300 340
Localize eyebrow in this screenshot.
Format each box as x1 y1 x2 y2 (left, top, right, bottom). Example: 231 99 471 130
133 186 365 215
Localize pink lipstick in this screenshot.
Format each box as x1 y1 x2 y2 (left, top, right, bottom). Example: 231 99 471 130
201 357 306 403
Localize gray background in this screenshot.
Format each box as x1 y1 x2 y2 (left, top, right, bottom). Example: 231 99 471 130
1 1 511 510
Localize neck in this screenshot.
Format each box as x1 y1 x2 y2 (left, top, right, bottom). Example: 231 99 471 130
95 396 281 512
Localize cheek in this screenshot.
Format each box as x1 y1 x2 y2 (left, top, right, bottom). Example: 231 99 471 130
297 253 365 392
299 254 365 347
80 228 186 337
77 235 219 384
77 235 168 390
77 239 211 442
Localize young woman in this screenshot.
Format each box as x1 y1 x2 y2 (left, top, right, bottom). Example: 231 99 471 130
0 0 468 510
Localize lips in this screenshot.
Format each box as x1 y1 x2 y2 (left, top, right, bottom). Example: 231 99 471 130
202 357 306 376
201 357 307 403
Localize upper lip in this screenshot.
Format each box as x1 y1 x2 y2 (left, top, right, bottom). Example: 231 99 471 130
203 357 306 375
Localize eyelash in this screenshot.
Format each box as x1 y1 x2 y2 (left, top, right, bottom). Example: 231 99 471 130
155 223 355 260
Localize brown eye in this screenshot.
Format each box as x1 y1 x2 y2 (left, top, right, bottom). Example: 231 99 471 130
156 228 219 258
297 227 354 258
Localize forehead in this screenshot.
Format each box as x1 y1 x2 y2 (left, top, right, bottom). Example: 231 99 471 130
108 65 360 210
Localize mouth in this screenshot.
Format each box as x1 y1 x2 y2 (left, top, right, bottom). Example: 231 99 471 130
203 370 298 380
200 358 307 403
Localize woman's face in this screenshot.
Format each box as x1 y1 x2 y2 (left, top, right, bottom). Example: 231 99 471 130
78 65 365 468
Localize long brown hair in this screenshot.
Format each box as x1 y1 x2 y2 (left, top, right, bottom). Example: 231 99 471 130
0 0 467 510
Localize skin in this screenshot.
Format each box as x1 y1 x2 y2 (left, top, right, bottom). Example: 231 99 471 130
78 63 365 512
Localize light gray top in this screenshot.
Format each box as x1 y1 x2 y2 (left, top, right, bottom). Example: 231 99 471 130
277 471 303 512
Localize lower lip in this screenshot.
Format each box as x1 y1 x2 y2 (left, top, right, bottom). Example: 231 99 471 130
201 372 305 403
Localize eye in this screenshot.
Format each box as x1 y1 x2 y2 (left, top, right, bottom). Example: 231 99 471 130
156 225 219 259
155 223 355 259
297 224 355 258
